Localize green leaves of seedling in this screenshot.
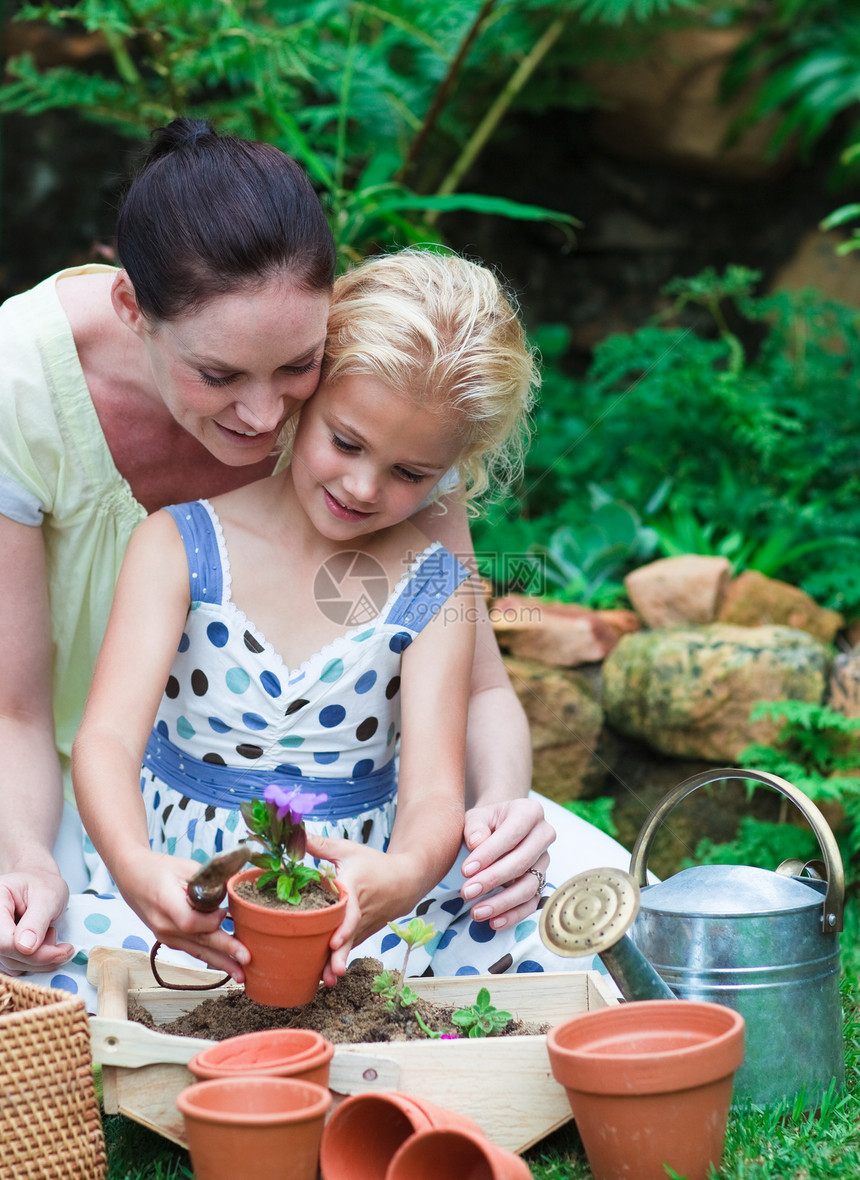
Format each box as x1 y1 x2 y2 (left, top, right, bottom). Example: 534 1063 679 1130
373 923 509 1039
371 970 398 1004
371 968 420 1011
372 919 436 1016
451 988 512 1038
387 918 437 951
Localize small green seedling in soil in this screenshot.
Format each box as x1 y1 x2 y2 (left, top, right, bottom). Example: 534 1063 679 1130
372 969 420 1010
372 918 436 1011
451 987 513 1038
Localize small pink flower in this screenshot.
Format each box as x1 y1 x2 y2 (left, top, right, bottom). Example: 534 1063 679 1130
264 783 328 823
440 1032 460 1040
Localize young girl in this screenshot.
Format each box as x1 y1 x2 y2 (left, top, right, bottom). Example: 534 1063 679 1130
71 247 539 985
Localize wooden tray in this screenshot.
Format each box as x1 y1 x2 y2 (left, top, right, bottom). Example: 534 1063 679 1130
87 946 618 1154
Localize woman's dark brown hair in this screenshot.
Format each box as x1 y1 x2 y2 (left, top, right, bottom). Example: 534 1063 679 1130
116 118 335 320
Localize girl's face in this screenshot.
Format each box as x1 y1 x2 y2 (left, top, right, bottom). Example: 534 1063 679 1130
290 374 463 539
125 274 330 466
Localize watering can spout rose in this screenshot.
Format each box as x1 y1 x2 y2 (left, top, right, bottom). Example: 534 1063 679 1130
541 767 846 1109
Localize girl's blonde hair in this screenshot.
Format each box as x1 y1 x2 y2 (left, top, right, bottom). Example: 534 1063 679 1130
323 247 539 509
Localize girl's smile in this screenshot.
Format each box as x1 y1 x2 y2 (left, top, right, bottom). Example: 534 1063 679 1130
323 488 375 522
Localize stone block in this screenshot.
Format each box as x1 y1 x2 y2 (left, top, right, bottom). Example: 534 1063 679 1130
492 594 638 667
828 650 860 718
581 26 794 180
625 555 732 629
601 623 831 761
504 655 606 802
717 569 843 644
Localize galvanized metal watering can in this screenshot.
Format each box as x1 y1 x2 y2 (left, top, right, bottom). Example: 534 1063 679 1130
625 767 845 1108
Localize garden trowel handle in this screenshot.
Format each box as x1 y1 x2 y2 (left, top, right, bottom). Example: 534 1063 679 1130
186 846 251 912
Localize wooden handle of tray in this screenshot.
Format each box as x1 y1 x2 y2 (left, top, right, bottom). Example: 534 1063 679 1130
96 958 129 1114
92 951 214 1080
98 958 129 1020
89 1014 214 1069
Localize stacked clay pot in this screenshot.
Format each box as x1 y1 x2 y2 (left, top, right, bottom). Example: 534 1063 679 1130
188 1027 334 1087
319 1090 530 1179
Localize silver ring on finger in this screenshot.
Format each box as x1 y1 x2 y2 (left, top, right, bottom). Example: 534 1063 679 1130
527 867 547 897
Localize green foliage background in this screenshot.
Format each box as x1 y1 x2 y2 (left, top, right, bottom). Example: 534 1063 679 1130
473 268 860 616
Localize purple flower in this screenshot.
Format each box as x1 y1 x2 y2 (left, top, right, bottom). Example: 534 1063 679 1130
440 1032 460 1040
264 783 328 824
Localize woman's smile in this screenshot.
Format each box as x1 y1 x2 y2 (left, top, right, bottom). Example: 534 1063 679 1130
214 421 278 446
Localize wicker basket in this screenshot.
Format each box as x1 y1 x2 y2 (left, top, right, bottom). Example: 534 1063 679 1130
0 975 106 1179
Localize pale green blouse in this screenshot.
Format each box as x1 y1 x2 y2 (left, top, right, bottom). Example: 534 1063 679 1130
0 266 146 800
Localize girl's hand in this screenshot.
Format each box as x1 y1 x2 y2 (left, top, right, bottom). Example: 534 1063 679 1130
460 798 556 930
304 832 413 986
116 851 249 981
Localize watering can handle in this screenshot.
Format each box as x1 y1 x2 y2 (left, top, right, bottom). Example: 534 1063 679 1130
628 768 845 933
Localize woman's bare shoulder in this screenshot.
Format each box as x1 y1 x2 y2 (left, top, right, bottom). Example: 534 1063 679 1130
55 269 119 343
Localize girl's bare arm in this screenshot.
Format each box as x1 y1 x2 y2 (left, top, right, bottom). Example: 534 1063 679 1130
72 512 248 977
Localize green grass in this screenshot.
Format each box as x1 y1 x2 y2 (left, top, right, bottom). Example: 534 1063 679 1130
104 1114 192 1180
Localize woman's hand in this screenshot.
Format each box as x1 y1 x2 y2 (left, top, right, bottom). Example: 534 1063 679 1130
116 850 249 981
0 865 73 975
304 833 415 986
460 798 556 930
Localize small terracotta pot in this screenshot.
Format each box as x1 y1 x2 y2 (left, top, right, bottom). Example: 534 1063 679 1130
388 1127 532 1180
227 867 347 1007
400 1093 486 1137
547 1000 745 1180
188 1028 335 1087
177 1075 331 1180
319 1091 434 1180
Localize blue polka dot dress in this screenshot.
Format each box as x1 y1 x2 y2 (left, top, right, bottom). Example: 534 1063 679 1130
34 499 635 1007
137 499 468 870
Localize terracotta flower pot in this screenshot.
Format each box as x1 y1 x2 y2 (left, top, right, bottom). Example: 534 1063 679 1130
227 867 348 1007
388 1127 532 1180
319 1091 434 1180
399 1093 486 1137
547 1000 745 1180
176 1075 331 1180
188 1027 335 1087
320 1089 490 1180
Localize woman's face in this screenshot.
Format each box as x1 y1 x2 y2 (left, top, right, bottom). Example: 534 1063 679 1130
134 275 330 466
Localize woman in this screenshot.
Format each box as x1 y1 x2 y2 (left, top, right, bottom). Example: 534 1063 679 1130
0 118 629 987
